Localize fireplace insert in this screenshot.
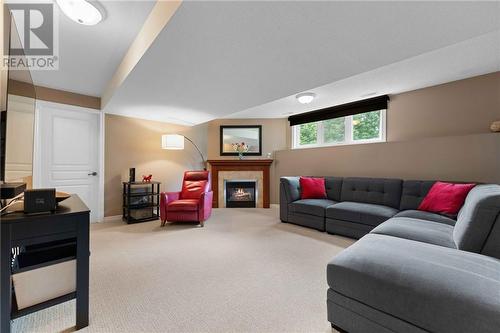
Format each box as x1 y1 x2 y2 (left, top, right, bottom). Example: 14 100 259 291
224 180 257 208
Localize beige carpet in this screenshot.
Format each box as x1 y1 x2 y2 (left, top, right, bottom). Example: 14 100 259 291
11 207 354 333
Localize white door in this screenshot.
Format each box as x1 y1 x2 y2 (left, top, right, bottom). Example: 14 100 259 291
37 103 101 222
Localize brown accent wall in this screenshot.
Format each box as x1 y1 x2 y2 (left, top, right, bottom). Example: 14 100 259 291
8 79 101 109
104 114 208 217
207 118 288 204
275 72 500 203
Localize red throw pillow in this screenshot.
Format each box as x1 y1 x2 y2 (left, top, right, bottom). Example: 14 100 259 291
300 177 327 199
418 181 476 216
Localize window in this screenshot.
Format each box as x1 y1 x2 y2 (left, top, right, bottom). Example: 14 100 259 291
292 110 386 149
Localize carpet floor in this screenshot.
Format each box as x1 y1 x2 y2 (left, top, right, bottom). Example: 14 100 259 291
11 207 354 333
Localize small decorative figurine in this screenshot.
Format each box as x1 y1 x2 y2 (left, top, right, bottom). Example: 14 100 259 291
142 174 153 182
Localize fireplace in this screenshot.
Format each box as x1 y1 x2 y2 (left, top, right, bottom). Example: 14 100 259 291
224 180 257 208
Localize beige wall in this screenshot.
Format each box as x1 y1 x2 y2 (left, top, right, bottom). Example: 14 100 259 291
207 118 288 159
207 118 288 204
276 132 500 184
387 72 500 142
104 114 208 217
275 72 500 201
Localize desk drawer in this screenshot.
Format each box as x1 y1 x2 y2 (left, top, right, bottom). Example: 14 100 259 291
11 215 80 241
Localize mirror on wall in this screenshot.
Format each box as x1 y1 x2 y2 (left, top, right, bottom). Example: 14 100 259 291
1 12 36 188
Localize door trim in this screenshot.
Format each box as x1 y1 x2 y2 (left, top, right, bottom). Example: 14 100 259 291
33 100 105 223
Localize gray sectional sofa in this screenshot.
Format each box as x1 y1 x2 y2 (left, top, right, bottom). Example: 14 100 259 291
280 177 449 238
280 177 500 333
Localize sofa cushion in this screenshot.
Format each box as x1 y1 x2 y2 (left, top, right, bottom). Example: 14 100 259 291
453 184 500 256
299 177 327 199
167 199 199 211
371 217 456 248
325 218 374 239
418 181 476 217
326 202 398 226
340 177 403 209
289 199 335 217
327 233 500 333
324 177 343 202
394 210 456 226
287 213 326 231
399 180 436 210
482 215 500 259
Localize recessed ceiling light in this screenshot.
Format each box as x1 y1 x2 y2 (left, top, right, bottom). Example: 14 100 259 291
296 92 316 104
56 0 103 26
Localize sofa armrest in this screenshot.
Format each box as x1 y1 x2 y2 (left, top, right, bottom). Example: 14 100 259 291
199 191 213 222
160 191 181 222
280 177 301 203
280 177 301 222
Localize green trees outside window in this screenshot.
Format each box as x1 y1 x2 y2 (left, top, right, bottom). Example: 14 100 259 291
324 117 345 143
353 110 380 140
299 122 317 145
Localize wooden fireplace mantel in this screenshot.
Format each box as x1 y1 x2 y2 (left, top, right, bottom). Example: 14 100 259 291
207 159 273 208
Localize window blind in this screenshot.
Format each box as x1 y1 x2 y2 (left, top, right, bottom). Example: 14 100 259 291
288 95 389 126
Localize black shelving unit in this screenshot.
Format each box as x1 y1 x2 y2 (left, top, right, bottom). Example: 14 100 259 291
122 181 161 223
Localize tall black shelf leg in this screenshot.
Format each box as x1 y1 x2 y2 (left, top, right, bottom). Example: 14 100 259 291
75 214 89 329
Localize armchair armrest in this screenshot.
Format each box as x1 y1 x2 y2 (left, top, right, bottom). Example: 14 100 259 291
162 191 181 203
198 191 213 224
160 191 181 224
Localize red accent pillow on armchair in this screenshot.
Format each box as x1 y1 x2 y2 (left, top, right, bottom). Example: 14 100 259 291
300 177 327 199
418 181 476 216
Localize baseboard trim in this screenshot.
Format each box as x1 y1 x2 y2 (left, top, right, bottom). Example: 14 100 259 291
102 215 122 223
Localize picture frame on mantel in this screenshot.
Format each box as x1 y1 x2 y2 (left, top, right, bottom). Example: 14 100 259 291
220 125 262 156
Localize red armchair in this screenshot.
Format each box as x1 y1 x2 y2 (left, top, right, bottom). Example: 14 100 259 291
160 171 213 227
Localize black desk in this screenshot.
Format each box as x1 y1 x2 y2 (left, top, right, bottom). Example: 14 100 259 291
1 195 90 333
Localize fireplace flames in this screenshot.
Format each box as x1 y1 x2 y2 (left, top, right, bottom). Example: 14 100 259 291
231 188 252 201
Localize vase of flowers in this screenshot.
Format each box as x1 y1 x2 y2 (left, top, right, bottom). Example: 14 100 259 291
232 142 249 160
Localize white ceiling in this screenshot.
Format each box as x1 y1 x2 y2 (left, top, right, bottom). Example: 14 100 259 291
104 1 500 125
230 30 500 119
13 0 155 96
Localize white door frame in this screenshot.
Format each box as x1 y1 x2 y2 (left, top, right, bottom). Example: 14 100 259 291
33 100 105 223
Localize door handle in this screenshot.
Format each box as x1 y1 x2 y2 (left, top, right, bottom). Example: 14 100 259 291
88 172 98 176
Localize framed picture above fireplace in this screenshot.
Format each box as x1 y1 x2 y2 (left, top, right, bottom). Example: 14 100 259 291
220 125 262 156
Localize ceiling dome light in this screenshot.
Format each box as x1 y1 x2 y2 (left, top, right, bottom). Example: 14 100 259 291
296 92 316 104
56 0 103 26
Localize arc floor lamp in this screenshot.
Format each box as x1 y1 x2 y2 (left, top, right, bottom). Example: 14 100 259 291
161 134 207 170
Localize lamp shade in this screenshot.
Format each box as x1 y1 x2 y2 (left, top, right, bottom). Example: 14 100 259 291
162 134 184 150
